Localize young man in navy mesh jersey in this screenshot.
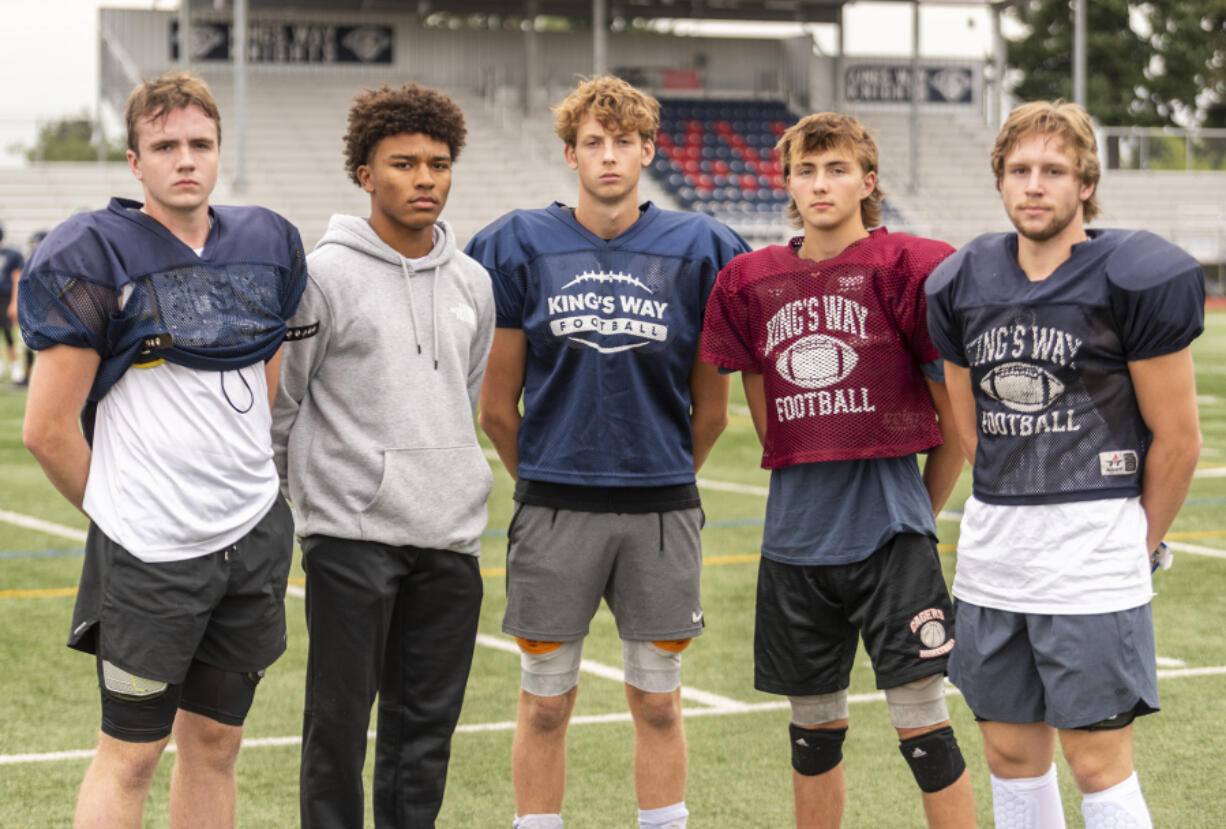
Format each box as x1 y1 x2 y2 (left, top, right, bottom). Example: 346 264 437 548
927 100 1203 829
19 72 305 828
701 112 975 828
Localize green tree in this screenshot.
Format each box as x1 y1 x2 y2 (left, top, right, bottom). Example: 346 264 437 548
1006 0 1225 128
21 114 126 162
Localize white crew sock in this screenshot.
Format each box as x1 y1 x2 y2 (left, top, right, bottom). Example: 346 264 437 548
991 764 1066 829
512 814 563 829
1082 771 1152 829
638 801 689 829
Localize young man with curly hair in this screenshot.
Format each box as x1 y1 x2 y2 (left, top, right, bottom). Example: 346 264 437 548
272 83 495 828
466 76 749 829
20 71 305 827
927 100 1203 829
701 112 975 828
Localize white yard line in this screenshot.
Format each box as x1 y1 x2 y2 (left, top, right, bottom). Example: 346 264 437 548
1166 540 1226 560
0 509 86 543
11 668 1226 765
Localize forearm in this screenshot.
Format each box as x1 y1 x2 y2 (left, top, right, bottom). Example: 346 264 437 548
479 407 521 481
690 406 728 473
922 441 963 516
27 434 92 513
1140 434 1201 552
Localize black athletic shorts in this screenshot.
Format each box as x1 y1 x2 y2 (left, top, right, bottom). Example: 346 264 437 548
68 493 294 684
754 532 955 695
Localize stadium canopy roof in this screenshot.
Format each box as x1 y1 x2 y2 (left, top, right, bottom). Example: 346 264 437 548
186 0 1001 27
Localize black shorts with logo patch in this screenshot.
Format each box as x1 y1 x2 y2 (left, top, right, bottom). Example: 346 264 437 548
754 532 954 695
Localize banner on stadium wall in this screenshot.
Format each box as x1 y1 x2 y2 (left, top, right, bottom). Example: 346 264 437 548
170 20 394 64
844 65 974 104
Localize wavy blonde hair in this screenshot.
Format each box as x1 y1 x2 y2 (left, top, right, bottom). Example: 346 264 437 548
991 100 1101 222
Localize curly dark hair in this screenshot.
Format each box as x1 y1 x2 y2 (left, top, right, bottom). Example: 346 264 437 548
343 84 467 186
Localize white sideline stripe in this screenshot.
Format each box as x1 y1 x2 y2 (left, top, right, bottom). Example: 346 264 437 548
474 633 743 710
1167 540 1226 560
1194 466 1226 478
695 477 769 497
8 668 1226 766
287 584 306 599
0 509 87 542
1156 656 1187 668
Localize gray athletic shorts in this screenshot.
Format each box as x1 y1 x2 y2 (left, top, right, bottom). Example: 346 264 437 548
68 494 294 684
948 601 1159 729
501 503 705 642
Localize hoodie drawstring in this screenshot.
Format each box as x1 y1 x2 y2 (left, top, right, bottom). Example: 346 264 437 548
399 258 441 372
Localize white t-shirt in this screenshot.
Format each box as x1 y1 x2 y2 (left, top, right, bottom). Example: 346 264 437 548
84 359 279 563
953 495 1153 614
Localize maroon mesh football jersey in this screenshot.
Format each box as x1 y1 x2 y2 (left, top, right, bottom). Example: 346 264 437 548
701 229 952 469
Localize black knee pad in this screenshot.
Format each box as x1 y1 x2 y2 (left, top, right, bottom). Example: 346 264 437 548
178 660 263 727
789 723 847 777
97 659 182 743
899 725 966 793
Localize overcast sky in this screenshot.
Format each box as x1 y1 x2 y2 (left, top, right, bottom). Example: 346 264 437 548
0 0 997 162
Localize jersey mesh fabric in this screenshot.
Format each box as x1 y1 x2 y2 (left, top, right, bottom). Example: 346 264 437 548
701 229 951 468
926 229 1204 505
19 198 306 404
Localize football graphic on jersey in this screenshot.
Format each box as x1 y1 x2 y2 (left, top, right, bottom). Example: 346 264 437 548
776 334 858 389
978 362 1065 412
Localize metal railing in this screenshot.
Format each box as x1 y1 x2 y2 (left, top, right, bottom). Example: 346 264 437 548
1098 126 1226 172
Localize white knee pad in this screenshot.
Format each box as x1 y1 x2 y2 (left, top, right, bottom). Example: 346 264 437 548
1082 772 1151 829
884 674 950 729
991 764 1066 829
622 640 684 693
519 639 583 697
788 690 849 727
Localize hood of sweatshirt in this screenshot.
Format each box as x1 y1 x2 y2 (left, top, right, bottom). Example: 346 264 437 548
314 214 457 368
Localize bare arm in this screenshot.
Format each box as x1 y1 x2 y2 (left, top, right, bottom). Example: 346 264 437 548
1129 347 1202 552
922 376 966 515
741 371 768 446
478 327 526 481
942 362 978 464
690 356 730 473
23 344 101 513
263 346 283 411
6 266 19 324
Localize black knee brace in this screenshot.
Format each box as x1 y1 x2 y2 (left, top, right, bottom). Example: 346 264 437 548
178 660 263 727
899 725 966 793
97 659 182 743
789 723 847 776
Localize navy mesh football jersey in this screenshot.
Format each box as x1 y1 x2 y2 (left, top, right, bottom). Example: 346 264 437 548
926 229 1204 505
465 202 749 486
19 197 306 402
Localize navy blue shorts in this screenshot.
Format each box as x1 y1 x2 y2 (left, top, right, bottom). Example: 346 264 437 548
948 601 1159 729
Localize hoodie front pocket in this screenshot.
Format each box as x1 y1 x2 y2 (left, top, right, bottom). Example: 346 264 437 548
358 444 494 551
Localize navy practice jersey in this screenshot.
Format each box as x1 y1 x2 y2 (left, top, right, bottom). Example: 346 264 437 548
926 229 1203 505
19 197 306 402
466 202 750 487
0 247 23 294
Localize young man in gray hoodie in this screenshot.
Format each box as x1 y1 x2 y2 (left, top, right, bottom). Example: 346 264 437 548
272 84 496 829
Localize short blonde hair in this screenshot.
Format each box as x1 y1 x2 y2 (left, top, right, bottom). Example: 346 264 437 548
125 71 221 154
991 100 1101 222
777 112 885 229
552 76 659 146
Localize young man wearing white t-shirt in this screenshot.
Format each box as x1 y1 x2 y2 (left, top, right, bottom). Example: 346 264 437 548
19 72 305 827
926 100 1204 828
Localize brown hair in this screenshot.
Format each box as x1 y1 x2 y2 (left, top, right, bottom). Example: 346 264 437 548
125 72 221 154
991 100 1101 222
776 112 885 229
343 84 467 186
552 76 660 146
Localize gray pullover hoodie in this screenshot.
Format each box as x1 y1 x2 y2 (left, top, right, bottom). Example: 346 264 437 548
272 214 495 555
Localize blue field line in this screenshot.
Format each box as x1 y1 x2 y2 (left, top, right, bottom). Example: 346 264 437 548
0 548 85 560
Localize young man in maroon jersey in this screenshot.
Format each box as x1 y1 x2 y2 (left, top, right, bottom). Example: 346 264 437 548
700 112 975 829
